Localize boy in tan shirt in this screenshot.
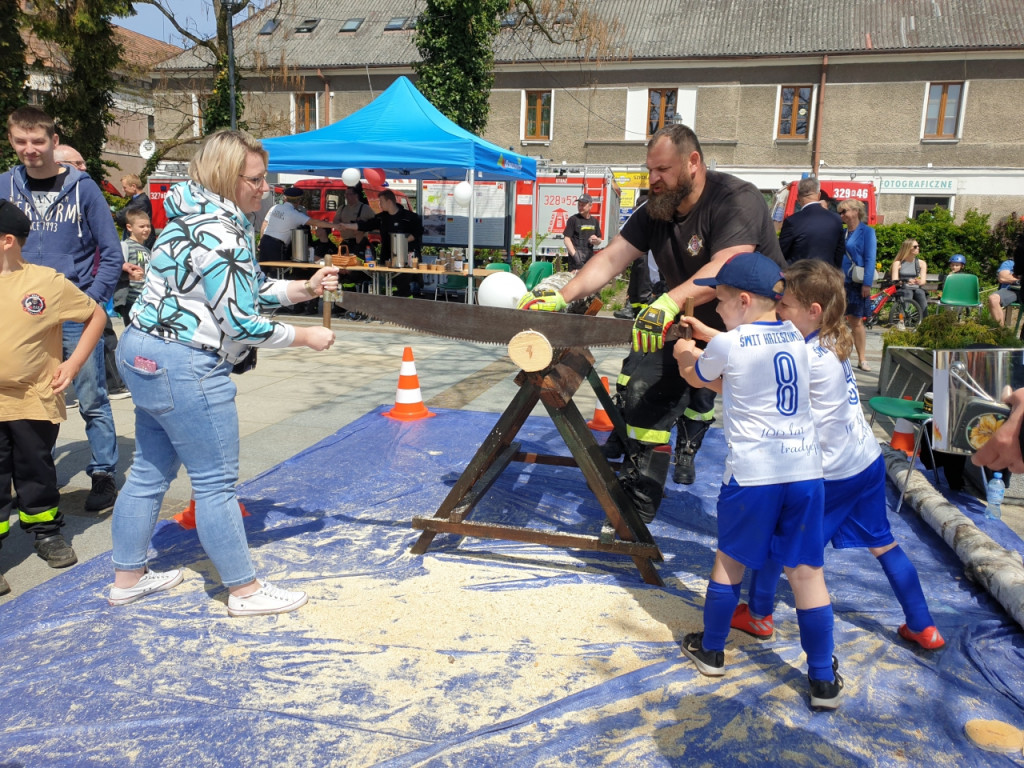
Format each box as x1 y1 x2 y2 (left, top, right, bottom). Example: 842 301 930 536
0 199 106 592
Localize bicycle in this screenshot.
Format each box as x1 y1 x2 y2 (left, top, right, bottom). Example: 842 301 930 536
865 280 922 329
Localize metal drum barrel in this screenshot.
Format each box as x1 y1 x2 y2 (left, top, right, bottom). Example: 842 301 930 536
390 233 409 267
932 348 1024 454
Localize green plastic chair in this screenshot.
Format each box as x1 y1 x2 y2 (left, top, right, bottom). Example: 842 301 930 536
938 273 981 309
867 396 939 510
434 274 468 301
485 262 511 272
523 260 554 291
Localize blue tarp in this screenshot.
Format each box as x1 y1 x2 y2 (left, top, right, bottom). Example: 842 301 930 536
262 77 537 182
0 407 1022 767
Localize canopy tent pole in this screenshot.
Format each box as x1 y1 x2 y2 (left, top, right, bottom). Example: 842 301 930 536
467 168 476 304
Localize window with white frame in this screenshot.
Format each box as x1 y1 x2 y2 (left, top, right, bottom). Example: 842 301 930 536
523 90 551 141
295 93 317 133
776 85 813 140
923 82 964 140
624 87 696 141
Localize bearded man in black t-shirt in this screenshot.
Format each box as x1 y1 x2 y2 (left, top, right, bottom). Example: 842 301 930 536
518 124 784 521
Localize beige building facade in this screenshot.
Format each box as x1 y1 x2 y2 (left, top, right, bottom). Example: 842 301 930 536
152 0 1024 225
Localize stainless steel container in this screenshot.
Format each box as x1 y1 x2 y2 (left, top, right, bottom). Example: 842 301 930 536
390 233 409 268
291 229 309 262
932 348 1022 454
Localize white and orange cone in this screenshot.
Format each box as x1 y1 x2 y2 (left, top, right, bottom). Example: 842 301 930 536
587 376 615 432
890 417 917 456
384 346 435 421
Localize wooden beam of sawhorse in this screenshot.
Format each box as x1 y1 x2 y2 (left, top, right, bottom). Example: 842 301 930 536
410 347 664 586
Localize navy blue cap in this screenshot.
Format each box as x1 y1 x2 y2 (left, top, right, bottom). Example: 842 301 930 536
694 252 785 301
282 186 304 198
0 199 31 238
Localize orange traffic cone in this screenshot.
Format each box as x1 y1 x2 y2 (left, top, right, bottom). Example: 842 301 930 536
384 347 435 421
890 418 917 456
587 376 615 432
173 498 249 530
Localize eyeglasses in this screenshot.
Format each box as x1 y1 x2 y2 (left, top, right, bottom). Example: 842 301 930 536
912 244 920 249
239 173 268 187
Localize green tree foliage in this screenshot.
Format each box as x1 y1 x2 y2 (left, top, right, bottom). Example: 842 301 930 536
0 0 28 170
202 52 244 135
32 0 134 180
413 1 617 133
414 0 505 134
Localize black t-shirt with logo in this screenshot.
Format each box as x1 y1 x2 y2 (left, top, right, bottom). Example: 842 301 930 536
620 170 784 330
562 213 602 270
26 171 66 217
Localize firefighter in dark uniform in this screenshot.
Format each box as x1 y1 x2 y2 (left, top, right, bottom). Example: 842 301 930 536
518 123 785 521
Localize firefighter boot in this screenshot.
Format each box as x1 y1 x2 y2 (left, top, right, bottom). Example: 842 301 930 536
620 444 673 523
673 416 714 485
600 393 628 460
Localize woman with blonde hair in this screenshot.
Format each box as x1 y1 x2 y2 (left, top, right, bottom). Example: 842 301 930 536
108 129 339 616
889 238 929 327
838 199 876 371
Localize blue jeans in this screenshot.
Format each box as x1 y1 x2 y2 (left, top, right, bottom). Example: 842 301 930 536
111 327 255 587
62 321 118 476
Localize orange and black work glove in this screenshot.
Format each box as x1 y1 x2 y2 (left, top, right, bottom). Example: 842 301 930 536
632 293 680 353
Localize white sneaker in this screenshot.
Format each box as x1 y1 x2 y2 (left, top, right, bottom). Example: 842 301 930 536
227 580 307 617
108 569 183 606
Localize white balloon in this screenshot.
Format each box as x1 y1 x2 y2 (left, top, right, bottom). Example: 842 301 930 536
453 181 473 206
477 271 527 309
341 168 361 187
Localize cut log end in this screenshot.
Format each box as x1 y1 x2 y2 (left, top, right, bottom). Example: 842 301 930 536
508 330 553 372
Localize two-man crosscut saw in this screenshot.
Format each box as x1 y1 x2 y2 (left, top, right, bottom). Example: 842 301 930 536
335 292 636 348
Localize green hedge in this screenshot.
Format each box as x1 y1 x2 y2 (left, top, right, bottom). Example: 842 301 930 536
874 207 1023 284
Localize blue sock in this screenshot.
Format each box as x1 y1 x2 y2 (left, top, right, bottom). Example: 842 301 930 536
747 559 785 618
796 604 835 681
878 545 934 632
702 580 741 651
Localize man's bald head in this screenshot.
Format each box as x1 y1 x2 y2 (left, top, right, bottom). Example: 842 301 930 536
54 144 86 171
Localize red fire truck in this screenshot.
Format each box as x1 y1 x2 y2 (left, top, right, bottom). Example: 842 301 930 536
513 168 621 256
783 179 880 225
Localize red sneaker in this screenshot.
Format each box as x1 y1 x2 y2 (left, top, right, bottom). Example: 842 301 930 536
898 623 945 650
731 603 774 639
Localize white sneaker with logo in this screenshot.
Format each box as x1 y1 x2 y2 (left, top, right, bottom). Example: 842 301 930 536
227 580 308 617
108 569 183 606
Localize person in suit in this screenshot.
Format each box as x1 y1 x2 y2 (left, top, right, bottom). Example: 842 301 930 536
778 177 845 268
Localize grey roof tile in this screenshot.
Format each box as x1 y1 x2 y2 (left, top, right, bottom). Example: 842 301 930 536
157 0 1024 72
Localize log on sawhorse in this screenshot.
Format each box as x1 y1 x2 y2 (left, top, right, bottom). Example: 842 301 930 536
410 347 664 586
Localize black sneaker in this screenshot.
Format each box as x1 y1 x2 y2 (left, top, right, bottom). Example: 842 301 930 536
680 631 725 677
809 656 843 711
673 450 696 485
85 472 118 513
108 387 131 400
0 571 9 595
34 535 78 568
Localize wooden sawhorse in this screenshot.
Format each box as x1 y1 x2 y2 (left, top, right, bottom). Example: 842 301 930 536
410 347 664 585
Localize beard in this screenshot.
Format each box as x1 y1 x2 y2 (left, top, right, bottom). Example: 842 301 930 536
645 174 694 221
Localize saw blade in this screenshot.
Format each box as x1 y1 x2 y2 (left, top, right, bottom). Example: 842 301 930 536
337 292 633 347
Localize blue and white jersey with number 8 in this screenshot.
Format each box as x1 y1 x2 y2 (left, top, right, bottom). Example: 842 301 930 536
695 319 823 486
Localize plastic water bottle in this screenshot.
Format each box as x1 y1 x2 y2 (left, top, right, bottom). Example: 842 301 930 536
365 245 374 267
985 472 1004 520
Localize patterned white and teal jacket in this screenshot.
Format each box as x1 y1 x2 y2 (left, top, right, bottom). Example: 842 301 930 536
131 181 296 364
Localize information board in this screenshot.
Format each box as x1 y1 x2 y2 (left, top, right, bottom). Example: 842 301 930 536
421 180 507 248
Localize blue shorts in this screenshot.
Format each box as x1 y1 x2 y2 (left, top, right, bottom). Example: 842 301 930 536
716 478 825 570
824 455 896 549
846 282 872 319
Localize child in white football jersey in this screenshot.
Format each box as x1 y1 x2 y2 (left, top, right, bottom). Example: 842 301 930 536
674 251 841 711
731 258 944 650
